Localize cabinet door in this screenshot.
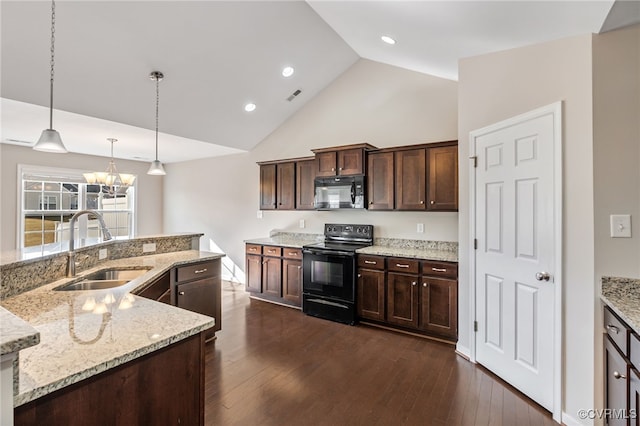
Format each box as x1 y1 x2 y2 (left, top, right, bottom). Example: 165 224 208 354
282 258 302 306
419 277 457 339
262 256 282 297
395 149 426 210
605 337 629 426
316 151 337 177
427 145 458 211
631 368 640 426
357 269 385 321
367 152 394 210
176 277 216 318
135 271 170 303
387 272 419 329
337 148 364 176
259 164 277 210
296 159 316 210
246 254 262 293
277 162 295 210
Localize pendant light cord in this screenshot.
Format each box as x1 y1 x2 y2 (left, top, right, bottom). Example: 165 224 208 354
49 0 56 129
155 77 160 161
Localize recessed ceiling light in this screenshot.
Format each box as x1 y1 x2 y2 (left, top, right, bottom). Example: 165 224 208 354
381 35 396 45
282 66 294 77
244 103 256 112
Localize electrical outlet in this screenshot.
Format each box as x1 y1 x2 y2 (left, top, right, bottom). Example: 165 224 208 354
257 210 263 219
98 249 108 260
299 219 305 229
417 223 424 233
143 243 157 253
610 214 632 238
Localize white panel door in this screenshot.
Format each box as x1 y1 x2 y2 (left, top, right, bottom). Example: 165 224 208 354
473 107 558 412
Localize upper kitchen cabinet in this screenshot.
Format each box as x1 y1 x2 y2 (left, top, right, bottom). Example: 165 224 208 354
395 148 427 210
296 158 316 210
312 143 377 177
257 161 296 210
427 145 458 211
367 151 395 210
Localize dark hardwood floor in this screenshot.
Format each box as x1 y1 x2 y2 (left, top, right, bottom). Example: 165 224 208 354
204 282 555 426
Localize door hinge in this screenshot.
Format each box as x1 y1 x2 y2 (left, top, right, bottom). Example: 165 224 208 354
474 321 478 332
470 156 477 168
474 239 478 250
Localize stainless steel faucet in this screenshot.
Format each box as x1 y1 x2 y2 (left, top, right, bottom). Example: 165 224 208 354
67 210 113 277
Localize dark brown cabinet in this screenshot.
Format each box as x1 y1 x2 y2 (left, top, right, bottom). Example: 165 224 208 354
367 152 394 210
357 255 386 321
276 162 295 210
245 244 302 307
427 145 458 211
282 248 303 305
357 254 458 342
395 149 427 210
174 259 222 340
296 158 316 210
312 144 375 177
605 337 629 426
134 259 222 341
259 164 277 210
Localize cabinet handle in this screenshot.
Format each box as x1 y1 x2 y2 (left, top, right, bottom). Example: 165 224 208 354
194 268 208 274
396 264 410 268
288 252 297 256
423 283 427 287
607 324 620 334
420 201 424 204
358 274 362 278
412 282 417 286
431 267 447 272
262 261 267 265
369 201 373 205
331 167 335 172
267 249 276 253
339 167 343 171
298 266 302 270
179 291 185 296
430 200 435 205
613 371 626 380
249 247 257 252
364 260 377 265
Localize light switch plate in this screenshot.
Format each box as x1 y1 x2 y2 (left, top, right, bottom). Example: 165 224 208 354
610 214 632 238
299 219 305 229
257 210 263 219
417 223 424 233
143 243 157 253
98 249 108 260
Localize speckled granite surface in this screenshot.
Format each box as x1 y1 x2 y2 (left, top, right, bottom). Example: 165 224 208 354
357 238 458 262
601 276 640 335
245 232 322 248
1 307 39 356
1 250 222 407
1 233 202 299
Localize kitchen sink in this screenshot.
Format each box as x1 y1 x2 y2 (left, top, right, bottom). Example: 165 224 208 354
54 267 152 291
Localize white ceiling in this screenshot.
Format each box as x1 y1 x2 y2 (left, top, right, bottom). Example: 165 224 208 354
1 0 634 164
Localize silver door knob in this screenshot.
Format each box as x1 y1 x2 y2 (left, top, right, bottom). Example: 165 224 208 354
535 272 551 281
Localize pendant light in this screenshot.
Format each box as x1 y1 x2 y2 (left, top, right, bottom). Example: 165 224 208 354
83 138 136 195
33 0 68 153
147 71 166 175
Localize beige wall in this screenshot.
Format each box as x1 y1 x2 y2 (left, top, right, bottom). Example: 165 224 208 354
458 35 595 423
0 143 164 250
163 59 459 282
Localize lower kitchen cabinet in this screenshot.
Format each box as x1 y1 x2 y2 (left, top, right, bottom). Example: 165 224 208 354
134 259 222 341
245 243 302 308
605 336 629 426
357 254 458 342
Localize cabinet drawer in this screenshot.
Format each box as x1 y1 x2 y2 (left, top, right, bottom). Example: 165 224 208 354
387 258 419 274
176 261 217 283
422 261 457 279
246 244 262 255
358 255 385 270
604 306 629 355
283 248 302 260
631 332 640 368
263 246 282 257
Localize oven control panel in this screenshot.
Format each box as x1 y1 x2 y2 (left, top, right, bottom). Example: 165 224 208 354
324 224 373 241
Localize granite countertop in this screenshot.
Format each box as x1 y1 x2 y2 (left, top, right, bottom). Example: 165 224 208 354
356 246 458 262
0 307 39 356
1 250 223 407
244 233 322 248
601 276 640 335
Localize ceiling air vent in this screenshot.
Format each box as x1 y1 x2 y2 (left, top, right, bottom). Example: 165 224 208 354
286 89 302 102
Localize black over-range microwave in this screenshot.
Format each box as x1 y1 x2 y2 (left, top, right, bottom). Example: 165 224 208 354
313 175 365 210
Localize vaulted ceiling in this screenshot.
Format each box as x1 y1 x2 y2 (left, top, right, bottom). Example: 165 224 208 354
1 1 635 163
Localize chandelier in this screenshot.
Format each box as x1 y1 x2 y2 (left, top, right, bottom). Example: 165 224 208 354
83 138 136 194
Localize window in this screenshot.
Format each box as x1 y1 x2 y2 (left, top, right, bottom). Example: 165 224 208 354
18 165 136 251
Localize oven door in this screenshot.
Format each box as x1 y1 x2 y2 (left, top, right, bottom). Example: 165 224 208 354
302 249 355 302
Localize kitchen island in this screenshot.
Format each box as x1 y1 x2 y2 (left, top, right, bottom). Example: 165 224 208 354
1 247 223 425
